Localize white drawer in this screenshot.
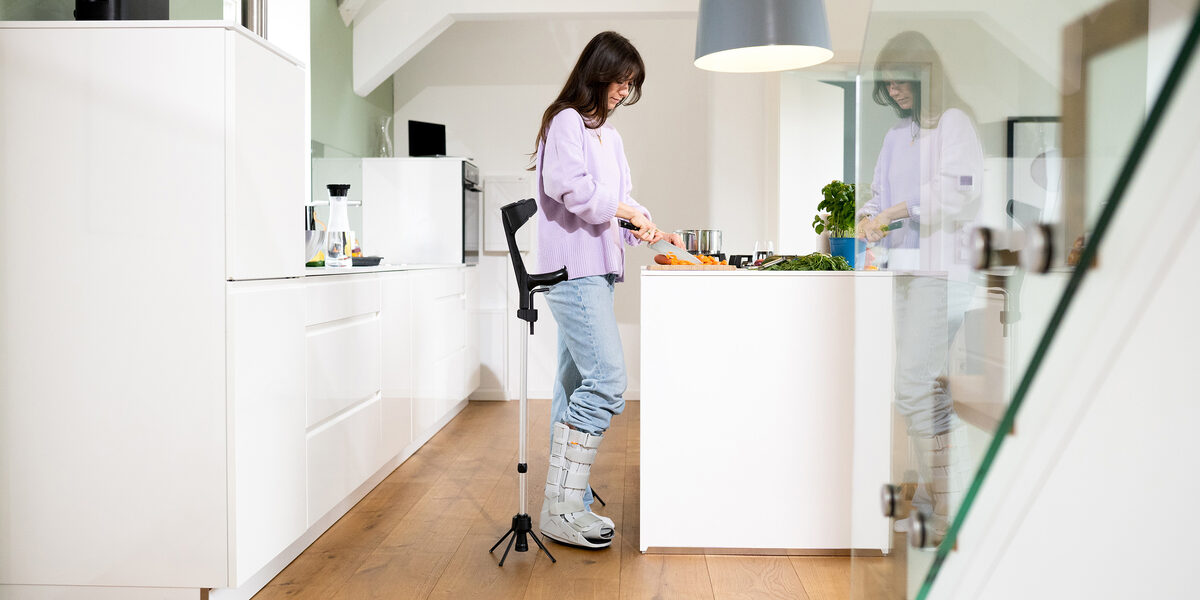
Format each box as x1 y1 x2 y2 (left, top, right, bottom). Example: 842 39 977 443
417 268 464 300
418 295 466 361
306 315 382 427
439 347 467 414
306 394 383 526
306 277 381 326
412 370 446 436
381 393 413 462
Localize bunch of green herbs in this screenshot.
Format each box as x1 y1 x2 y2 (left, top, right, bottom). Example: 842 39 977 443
812 180 857 238
762 252 853 271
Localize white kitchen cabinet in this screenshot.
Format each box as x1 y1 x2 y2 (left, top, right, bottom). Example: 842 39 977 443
226 280 306 587
360 157 467 265
437 349 466 416
304 278 383 428
465 266 482 396
0 23 233 589
303 276 385 526
0 22 304 594
381 273 415 460
412 268 461 432
226 30 307 281
409 266 479 435
306 394 385 526
306 317 383 426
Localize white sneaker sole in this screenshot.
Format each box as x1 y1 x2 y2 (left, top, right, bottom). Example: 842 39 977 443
539 518 614 549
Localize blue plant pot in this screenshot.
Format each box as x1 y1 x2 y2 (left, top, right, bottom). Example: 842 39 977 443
829 237 865 269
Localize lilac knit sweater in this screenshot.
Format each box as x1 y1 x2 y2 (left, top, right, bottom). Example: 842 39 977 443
535 108 649 282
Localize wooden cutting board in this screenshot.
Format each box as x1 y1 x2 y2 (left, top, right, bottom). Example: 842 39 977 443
646 264 738 271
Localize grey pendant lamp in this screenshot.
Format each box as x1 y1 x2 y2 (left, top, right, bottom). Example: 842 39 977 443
694 0 833 73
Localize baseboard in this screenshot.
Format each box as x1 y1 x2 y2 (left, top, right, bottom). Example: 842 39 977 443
208 399 470 600
469 389 510 401
642 547 878 556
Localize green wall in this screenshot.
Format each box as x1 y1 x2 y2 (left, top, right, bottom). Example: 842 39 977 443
310 0 393 158
0 0 219 20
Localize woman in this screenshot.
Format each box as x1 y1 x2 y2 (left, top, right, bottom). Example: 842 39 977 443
858 31 984 540
859 31 984 266
532 31 680 549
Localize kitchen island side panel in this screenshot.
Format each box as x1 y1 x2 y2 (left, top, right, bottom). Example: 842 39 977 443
0 27 229 585
639 271 890 552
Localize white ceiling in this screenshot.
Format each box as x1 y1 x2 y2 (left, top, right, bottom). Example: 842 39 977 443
352 0 872 95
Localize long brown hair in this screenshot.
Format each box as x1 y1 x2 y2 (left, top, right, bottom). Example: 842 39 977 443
871 31 974 128
531 31 645 160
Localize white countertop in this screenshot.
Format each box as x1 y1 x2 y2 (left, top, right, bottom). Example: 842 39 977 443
303 263 473 277
639 267 898 277
638 267 957 278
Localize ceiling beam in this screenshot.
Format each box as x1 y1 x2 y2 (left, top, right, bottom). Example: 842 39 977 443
350 0 699 96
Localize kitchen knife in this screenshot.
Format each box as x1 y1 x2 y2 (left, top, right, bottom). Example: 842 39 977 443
618 220 702 264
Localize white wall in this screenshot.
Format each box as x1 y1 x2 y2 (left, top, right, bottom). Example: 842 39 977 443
779 74 845 255
391 16 776 400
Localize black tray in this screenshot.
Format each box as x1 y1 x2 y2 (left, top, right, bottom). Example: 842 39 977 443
352 256 383 267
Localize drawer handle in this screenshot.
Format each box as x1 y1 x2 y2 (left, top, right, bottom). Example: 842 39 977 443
305 311 381 335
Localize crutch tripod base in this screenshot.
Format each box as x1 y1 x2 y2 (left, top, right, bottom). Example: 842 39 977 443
491 198 567 566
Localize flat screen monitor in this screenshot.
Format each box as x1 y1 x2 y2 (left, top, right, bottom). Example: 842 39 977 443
408 120 446 157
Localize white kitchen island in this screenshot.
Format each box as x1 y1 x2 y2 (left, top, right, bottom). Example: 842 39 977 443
639 268 894 554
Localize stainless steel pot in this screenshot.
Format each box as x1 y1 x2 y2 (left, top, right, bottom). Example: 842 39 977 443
675 229 722 254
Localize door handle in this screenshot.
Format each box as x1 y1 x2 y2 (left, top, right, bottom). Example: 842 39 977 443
968 227 993 271
1021 224 1054 274
908 510 935 549
880 483 901 518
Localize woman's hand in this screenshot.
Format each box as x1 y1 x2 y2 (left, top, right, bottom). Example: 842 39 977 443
859 215 889 243
663 232 684 248
617 203 663 243
626 212 661 242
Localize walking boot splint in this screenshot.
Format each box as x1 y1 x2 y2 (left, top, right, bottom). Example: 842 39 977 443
540 422 614 548
904 427 969 544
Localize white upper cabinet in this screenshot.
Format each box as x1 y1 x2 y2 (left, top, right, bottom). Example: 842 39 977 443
226 29 307 280
0 22 306 282
361 158 465 265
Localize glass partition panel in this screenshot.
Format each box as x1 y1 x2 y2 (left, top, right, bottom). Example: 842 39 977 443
849 0 1198 598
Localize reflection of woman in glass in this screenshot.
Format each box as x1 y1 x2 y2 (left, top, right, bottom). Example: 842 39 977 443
859 31 984 538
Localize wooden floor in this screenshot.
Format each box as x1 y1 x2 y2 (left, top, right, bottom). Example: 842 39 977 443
254 400 868 600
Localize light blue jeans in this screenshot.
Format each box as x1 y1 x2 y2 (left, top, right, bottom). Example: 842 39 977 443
544 274 628 510
892 276 973 437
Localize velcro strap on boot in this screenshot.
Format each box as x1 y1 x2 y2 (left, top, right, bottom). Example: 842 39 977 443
564 469 591 490
565 445 597 464
552 422 570 444
567 511 603 531
566 428 603 450
549 499 586 516
546 464 565 486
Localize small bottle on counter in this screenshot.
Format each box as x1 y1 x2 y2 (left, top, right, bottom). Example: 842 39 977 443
325 184 354 268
